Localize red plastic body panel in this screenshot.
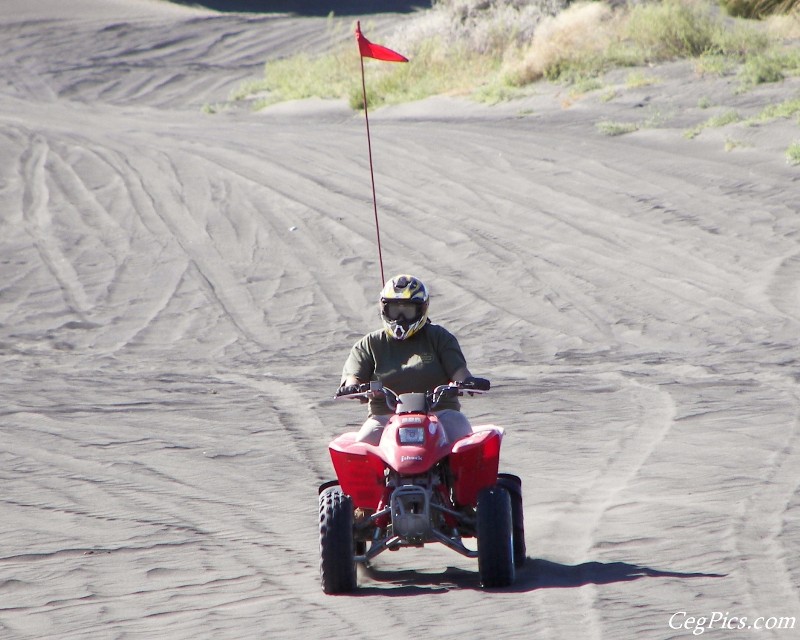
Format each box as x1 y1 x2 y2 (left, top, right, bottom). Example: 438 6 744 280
328 433 385 508
378 414 451 475
448 426 504 507
329 419 504 510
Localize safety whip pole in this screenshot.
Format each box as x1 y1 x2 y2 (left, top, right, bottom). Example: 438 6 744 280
359 53 385 286
354 21 408 288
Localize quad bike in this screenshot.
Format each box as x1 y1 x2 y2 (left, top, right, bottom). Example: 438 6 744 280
318 379 525 593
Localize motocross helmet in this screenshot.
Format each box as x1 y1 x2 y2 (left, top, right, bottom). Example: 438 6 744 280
379 274 429 340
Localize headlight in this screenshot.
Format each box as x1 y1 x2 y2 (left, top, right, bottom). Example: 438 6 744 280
398 426 425 444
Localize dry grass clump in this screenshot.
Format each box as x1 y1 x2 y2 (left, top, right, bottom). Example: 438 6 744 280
763 11 800 38
501 2 620 85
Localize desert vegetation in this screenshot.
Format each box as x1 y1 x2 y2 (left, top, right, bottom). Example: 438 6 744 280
787 139 800 162
231 0 800 110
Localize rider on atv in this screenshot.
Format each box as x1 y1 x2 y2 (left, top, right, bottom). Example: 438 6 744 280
338 274 489 446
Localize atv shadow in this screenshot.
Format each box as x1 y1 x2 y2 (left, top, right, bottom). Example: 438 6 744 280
355 558 724 595
357 563 479 594
515 559 726 592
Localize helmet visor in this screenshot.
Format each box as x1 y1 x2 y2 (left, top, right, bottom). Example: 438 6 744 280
383 301 422 322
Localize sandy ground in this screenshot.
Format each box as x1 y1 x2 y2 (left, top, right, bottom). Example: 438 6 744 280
1 1 799 638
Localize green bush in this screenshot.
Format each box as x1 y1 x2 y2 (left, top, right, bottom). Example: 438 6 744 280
709 20 770 57
596 120 639 135
786 141 800 164
624 0 717 60
684 110 742 138
231 50 359 107
347 40 500 109
747 96 800 122
740 52 786 86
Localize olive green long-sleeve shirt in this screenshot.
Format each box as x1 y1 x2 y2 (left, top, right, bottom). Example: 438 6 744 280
341 321 467 416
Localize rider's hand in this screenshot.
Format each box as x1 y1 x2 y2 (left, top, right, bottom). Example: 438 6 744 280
461 376 490 392
336 384 369 403
337 384 362 397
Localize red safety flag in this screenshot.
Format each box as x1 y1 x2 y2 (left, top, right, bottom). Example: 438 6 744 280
355 21 408 63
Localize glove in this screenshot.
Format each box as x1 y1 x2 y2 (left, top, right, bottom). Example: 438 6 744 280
461 376 490 392
336 384 363 397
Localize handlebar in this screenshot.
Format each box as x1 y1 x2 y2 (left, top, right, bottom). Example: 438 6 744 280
334 378 490 406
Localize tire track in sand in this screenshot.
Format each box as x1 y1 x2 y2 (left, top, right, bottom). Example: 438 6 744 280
766 251 800 324
118 150 280 349
170 142 386 331
733 391 800 635
213 372 331 484
533 376 677 640
20 135 91 320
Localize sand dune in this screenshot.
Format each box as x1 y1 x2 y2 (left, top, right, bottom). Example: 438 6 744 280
1 1 798 638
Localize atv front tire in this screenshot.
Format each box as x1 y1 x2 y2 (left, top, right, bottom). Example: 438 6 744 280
319 487 357 594
476 485 515 588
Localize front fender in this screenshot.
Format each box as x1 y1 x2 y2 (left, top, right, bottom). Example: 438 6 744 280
449 426 504 507
329 433 385 508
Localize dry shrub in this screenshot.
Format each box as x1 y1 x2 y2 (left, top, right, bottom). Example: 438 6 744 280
394 0 567 56
764 11 800 37
721 0 800 18
503 2 618 84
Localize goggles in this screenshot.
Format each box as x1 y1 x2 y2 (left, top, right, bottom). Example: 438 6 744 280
383 300 421 322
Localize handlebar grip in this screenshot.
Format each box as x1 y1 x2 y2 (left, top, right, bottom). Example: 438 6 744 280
336 383 370 397
459 377 490 391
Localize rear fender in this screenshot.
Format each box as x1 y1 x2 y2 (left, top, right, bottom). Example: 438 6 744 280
329 433 385 509
449 426 504 507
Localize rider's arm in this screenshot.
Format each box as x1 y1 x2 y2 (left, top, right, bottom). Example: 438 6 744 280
341 374 363 387
340 333 376 390
451 366 472 383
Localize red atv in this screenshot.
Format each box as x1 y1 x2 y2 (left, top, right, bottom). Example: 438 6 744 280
319 380 525 593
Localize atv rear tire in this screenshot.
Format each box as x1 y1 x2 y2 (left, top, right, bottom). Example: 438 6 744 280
497 473 526 567
319 487 357 594
476 485 515 588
